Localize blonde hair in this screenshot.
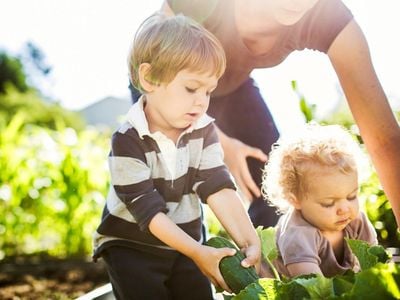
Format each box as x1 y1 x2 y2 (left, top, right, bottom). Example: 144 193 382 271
128 13 226 93
262 123 364 213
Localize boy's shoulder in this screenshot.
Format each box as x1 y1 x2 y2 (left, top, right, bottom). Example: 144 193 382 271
112 122 142 142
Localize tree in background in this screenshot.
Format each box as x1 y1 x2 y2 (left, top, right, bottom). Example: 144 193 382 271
0 43 84 130
0 52 29 94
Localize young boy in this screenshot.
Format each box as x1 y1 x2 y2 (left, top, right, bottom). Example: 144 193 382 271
93 13 260 299
262 123 377 278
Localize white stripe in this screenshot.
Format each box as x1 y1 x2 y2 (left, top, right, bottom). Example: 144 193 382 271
106 188 201 225
199 143 224 170
106 187 136 222
109 156 150 185
166 194 201 224
145 151 173 179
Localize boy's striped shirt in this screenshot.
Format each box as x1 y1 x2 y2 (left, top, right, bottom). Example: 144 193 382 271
93 97 236 258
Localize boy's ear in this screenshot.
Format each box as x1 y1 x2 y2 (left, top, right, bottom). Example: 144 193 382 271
138 63 155 92
288 193 302 210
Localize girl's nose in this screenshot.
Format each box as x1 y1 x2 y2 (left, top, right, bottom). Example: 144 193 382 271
337 202 350 215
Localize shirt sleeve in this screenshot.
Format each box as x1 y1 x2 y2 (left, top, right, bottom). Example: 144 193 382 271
293 0 354 53
192 123 236 203
278 225 322 266
109 130 168 231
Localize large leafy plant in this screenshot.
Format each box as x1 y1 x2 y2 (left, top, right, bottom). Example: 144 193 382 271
219 227 400 299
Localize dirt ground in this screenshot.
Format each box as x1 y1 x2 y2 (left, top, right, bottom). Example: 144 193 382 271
0 255 109 300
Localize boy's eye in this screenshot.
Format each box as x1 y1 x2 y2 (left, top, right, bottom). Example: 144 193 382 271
347 195 357 201
185 87 196 93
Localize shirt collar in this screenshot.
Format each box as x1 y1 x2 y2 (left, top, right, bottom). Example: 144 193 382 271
126 95 214 139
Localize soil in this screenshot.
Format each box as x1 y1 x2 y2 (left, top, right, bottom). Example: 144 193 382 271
0 255 110 299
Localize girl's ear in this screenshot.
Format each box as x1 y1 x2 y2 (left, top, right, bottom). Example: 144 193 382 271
138 63 155 92
288 193 302 210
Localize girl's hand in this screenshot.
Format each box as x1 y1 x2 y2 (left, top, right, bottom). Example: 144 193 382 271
192 245 236 293
222 136 268 202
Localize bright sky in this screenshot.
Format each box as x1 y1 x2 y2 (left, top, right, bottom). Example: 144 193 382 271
1 0 399 134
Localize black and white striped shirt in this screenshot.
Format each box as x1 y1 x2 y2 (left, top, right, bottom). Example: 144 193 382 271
93 97 236 258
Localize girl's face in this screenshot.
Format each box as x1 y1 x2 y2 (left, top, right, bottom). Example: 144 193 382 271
271 0 319 25
144 69 218 137
294 166 360 233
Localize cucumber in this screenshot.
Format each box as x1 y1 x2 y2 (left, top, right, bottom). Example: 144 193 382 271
206 236 259 294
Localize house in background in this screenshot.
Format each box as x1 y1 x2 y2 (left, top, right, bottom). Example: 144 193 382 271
79 96 131 130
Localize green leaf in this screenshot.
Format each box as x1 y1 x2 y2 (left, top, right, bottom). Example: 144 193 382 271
256 226 278 262
276 280 310 300
256 226 280 280
332 271 355 296
368 245 390 263
345 239 383 270
347 263 400 299
293 275 335 299
233 280 269 300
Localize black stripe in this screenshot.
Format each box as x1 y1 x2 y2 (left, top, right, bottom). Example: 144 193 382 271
97 214 203 244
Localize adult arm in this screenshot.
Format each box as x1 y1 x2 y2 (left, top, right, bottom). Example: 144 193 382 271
328 19 400 226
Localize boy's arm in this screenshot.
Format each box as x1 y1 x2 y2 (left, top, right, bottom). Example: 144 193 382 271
286 262 323 277
207 188 261 269
148 212 235 292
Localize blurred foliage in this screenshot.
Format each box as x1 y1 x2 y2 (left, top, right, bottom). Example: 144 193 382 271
0 114 110 259
292 81 400 248
291 80 316 123
0 44 110 259
0 48 85 131
0 85 85 131
0 51 29 94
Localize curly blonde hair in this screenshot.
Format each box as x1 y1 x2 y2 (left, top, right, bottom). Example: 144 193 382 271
262 123 364 214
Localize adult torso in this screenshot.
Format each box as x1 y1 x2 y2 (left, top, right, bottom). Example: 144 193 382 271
167 0 353 97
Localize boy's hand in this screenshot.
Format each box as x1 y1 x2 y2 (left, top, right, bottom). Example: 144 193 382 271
240 244 261 272
191 244 236 293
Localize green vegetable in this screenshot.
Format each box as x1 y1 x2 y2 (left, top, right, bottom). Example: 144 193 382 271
206 236 259 294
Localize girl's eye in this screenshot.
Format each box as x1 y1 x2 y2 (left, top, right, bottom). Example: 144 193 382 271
321 202 334 208
347 195 357 201
185 87 196 93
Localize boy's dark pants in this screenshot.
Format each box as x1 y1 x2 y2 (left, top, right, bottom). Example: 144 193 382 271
101 245 214 300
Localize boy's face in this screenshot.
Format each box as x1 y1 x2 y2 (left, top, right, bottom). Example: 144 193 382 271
144 69 218 135
295 166 360 233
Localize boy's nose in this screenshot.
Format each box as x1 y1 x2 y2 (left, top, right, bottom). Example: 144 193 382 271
195 94 209 106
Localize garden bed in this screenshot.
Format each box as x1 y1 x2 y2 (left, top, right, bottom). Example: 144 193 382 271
0 255 109 299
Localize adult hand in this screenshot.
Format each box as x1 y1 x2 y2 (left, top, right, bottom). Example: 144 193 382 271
222 135 268 202
192 244 236 293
